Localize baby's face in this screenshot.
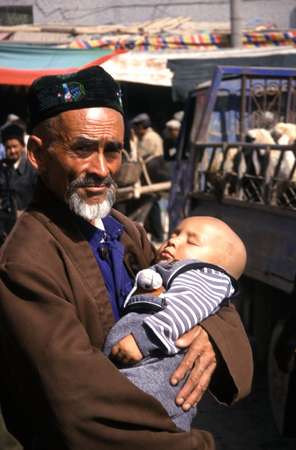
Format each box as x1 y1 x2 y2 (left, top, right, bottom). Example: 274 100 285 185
157 218 219 263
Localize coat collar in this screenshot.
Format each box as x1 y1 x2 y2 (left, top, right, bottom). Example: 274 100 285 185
29 181 115 330
14 154 27 174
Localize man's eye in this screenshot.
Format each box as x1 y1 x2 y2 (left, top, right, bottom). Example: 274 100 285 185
74 147 88 153
71 148 94 158
69 142 95 156
69 142 95 154
104 142 122 153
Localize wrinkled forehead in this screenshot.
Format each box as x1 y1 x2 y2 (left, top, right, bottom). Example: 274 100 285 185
52 107 125 140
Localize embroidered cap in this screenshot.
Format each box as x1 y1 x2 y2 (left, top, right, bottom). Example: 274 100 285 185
27 65 124 133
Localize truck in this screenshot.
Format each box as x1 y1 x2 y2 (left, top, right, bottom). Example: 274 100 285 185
169 66 296 437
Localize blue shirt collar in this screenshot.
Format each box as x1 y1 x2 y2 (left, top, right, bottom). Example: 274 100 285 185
76 213 132 321
76 214 124 243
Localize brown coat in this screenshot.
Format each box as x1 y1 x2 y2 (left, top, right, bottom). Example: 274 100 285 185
0 184 253 450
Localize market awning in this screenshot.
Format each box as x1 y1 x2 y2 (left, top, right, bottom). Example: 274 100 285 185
102 51 173 86
168 46 296 102
0 43 125 86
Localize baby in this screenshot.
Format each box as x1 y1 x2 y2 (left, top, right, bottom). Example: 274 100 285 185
104 216 247 431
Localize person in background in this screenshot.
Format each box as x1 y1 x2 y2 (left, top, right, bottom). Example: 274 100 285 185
0 114 21 160
0 114 29 155
130 112 163 161
0 66 253 450
0 124 37 241
163 119 181 161
130 113 166 243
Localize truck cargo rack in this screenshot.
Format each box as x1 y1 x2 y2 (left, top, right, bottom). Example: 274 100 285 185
191 141 296 210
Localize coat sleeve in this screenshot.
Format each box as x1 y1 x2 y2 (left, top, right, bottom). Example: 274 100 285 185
201 303 254 405
143 269 233 355
0 260 214 450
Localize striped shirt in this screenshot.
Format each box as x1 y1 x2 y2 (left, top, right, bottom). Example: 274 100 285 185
129 260 236 355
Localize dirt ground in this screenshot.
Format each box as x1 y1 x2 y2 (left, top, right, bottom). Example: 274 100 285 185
194 366 296 450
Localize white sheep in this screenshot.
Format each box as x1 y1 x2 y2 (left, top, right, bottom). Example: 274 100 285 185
246 128 275 145
271 123 296 181
272 122 296 144
245 128 275 178
201 146 246 176
245 127 296 182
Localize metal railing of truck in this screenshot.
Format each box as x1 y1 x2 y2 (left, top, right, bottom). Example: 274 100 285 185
191 142 296 211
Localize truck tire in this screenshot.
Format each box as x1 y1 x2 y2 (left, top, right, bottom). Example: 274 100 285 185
268 320 296 437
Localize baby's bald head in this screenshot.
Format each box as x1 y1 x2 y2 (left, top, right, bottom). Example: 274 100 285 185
158 216 247 279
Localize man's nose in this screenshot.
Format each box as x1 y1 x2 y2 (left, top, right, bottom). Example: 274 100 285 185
88 151 109 178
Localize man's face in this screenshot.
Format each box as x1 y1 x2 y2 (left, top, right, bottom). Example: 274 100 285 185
31 107 124 216
157 217 221 263
5 138 24 163
167 127 179 140
133 123 146 140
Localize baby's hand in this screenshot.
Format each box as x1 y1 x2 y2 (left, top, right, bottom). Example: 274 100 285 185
111 334 143 364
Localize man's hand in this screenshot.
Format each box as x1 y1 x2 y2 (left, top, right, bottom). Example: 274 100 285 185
111 334 143 364
171 326 217 411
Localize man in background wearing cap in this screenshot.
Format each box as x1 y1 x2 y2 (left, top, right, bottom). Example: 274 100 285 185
0 114 25 160
0 66 252 450
131 112 163 161
163 119 181 161
130 113 167 243
0 124 37 242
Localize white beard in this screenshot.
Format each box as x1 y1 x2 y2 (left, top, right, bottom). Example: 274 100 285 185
67 187 115 222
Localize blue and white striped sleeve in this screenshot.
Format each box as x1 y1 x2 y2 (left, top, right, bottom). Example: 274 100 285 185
143 267 235 355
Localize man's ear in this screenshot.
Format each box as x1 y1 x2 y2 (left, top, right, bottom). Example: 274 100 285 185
27 135 46 172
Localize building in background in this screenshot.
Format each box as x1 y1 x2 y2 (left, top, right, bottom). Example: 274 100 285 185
0 1 296 131
0 0 295 29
